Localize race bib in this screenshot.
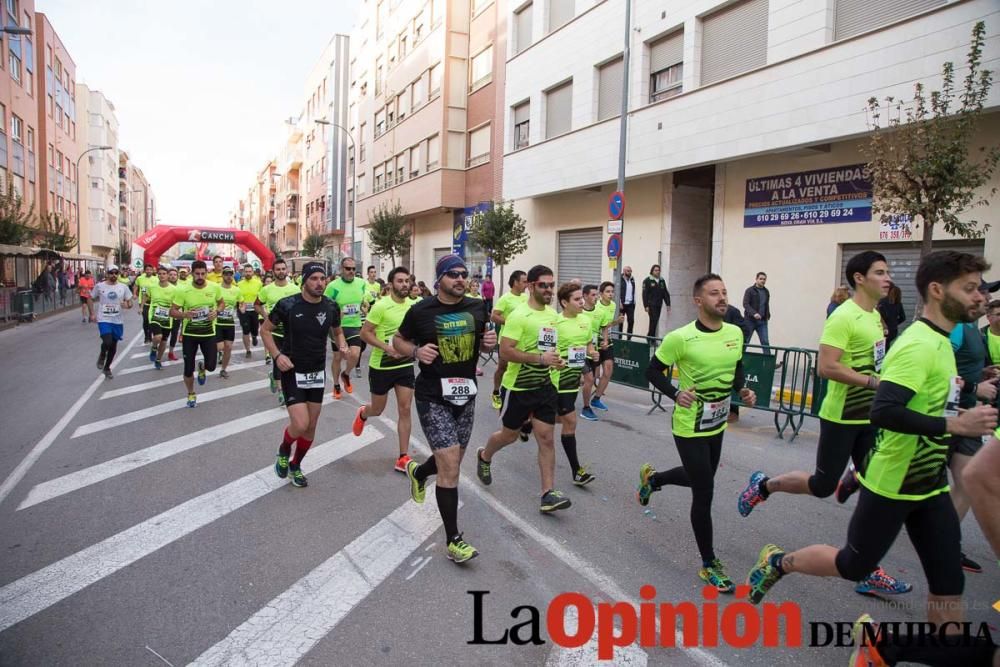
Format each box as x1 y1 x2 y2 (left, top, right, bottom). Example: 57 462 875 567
537 327 557 353
943 376 961 418
243 302 255 311
295 370 325 389
567 345 588 368
191 306 210 323
220 307 235 320
873 338 886 373
102 303 120 316
153 306 171 319
343 303 360 317
441 377 477 405
699 399 730 431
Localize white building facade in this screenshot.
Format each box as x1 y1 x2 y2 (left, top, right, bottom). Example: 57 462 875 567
74 84 120 262
502 0 1000 348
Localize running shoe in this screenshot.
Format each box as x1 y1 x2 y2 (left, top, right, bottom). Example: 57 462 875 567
186 393 197 408
265 354 271 365
217 351 222 364
518 426 531 442
219 370 230 379
355 366 362 378
591 397 609 411
269 375 277 394
274 454 289 478
447 534 479 564
290 467 308 487
406 460 426 503
847 614 888 667
855 568 912 598
277 390 285 406
836 463 861 504
168 351 178 361
746 544 785 604
476 447 492 485
352 406 367 436
103 369 113 380
197 361 206 386
245 350 251 358
540 489 572 513
636 463 656 506
96 350 106 370
154 360 162 370
699 559 736 593
394 453 412 473
961 553 983 573
341 372 353 394
252 335 258 346
332 384 343 400
580 407 599 421
573 466 595 486
491 392 502 410
82 317 88 323
738 471 767 517
148 348 157 363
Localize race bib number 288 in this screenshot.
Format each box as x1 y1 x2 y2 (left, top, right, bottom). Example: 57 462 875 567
441 377 477 405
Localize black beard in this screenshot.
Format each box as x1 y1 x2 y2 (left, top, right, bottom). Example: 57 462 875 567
941 293 976 323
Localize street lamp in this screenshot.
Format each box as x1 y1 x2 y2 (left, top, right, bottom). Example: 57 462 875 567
314 118 356 259
1 25 32 35
75 145 114 253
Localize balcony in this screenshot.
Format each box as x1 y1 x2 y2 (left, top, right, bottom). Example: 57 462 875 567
279 145 303 172
118 167 127 181
355 168 465 225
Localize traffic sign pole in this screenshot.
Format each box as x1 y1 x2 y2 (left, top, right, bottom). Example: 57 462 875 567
612 0 632 316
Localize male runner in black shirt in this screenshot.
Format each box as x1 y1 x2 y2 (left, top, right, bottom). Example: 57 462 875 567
261 262 346 487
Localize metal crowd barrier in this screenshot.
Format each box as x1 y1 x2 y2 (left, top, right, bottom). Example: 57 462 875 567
607 332 667 414
0 287 81 323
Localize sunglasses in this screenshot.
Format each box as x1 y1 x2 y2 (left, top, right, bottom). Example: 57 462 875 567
108 271 119 275
534 281 555 289
444 270 468 280
343 266 357 271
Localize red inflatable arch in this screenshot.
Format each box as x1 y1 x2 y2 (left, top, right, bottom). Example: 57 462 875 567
129 225 275 271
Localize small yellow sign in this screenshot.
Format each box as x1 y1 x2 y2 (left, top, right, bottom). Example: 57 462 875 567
609 259 618 270
993 599 1000 614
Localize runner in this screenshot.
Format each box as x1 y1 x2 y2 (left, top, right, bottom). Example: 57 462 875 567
134 264 158 345
964 426 1000 558
256 259 300 404
744 251 998 667
77 269 95 323
237 262 263 358
587 281 619 413
365 265 382 304
579 284 607 421
395 254 496 562
408 283 422 303
736 251 911 598
353 266 415 472
146 265 177 370
177 266 192 287
93 265 134 380
166 267 181 361
215 267 241 379
263 262 346 488
553 282 599 486
987 299 1000 365
206 255 225 283
477 265 572 513
324 257 367 399
490 270 528 409
169 260 224 408
636 272 755 592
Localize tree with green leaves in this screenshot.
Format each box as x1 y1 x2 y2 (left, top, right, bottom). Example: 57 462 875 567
863 21 999 257
466 200 529 295
114 237 131 267
38 212 77 252
366 200 411 267
302 231 326 257
0 181 36 246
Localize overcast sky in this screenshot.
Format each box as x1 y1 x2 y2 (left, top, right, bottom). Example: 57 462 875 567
41 0 359 228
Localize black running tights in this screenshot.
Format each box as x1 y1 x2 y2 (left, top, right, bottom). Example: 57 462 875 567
99 334 118 370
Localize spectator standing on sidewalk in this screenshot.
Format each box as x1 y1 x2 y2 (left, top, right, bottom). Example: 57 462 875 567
481 274 495 316
619 266 637 339
876 283 906 349
642 264 671 338
743 271 772 354
827 286 850 318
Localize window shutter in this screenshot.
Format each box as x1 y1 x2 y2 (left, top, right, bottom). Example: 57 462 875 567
545 81 572 139
470 125 490 158
834 0 945 41
650 31 683 73
515 4 533 53
514 102 529 125
597 57 624 121
701 0 767 86
548 0 573 32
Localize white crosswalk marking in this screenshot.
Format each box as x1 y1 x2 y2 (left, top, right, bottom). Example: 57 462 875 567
100 360 268 399
71 380 270 438
0 427 382 633
118 359 183 375
545 608 649 666
128 342 262 359
190 495 443 666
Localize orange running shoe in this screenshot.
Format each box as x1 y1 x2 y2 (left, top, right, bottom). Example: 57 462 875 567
352 406 367 436
394 453 412 473
341 371 353 394
332 384 343 400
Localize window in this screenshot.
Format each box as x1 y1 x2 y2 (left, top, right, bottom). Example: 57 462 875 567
470 46 493 89
547 0 573 33
395 152 405 183
597 56 623 121
834 0 944 40
473 0 491 13
412 73 427 108
409 144 422 177
388 40 397 66
649 31 683 102
468 124 490 166
0 103 5 134
10 115 21 142
413 9 425 42
376 0 386 37
8 39 21 84
399 32 408 59
544 80 572 139
701 0 767 86
397 91 409 120
375 57 384 95
374 164 384 191
429 62 441 96
25 125 32 149
513 102 530 150
513 3 533 54
358 173 366 195
375 109 385 136
387 101 395 127
426 135 440 169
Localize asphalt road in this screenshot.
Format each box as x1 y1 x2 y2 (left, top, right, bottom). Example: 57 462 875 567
0 309 996 666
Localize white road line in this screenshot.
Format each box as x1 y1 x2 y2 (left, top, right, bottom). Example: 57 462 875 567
0 332 144 507
190 494 443 667
18 398 332 510
118 360 183 375
99 361 268 399
0 427 383 633
545 608 648 666
128 342 262 360
71 380 269 438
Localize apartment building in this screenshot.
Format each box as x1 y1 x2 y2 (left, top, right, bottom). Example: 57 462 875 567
74 84 119 261
349 0 507 280
0 0 39 210
502 0 1000 348
34 12 78 234
124 159 152 241
274 122 303 256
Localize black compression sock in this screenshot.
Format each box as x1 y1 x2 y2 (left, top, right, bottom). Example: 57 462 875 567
561 434 581 472
436 486 459 541
415 457 437 482
759 476 771 499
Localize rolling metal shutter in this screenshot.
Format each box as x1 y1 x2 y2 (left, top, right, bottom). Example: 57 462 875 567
545 80 573 139
548 0 574 32
514 4 533 54
558 228 603 292
650 30 684 73
834 0 945 41
839 239 985 329
701 0 768 86
598 57 624 121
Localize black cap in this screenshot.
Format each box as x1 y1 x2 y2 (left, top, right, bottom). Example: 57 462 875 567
981 279 1000 293
302 262 326 281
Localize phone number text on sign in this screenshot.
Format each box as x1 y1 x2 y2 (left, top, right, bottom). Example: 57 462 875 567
744 164 873 228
